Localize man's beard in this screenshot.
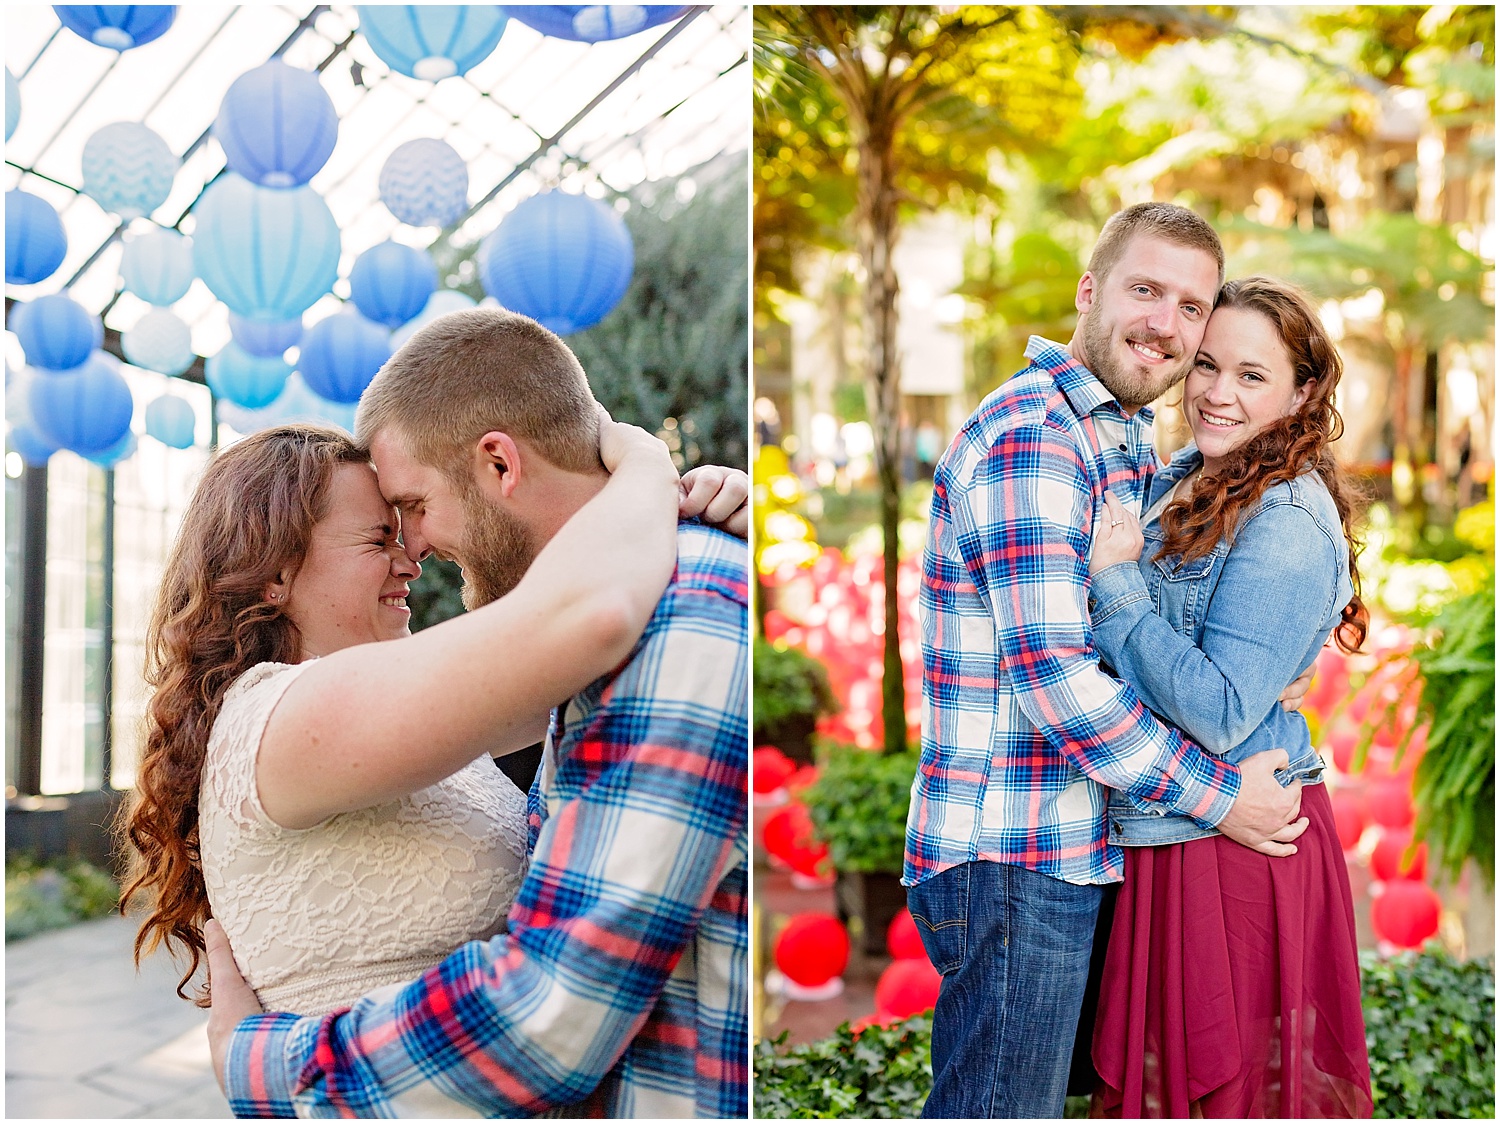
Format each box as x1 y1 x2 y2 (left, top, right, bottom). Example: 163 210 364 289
456 489 538 610
1079 311 1189 409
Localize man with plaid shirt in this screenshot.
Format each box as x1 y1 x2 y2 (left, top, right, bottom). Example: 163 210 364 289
904 204 1309 1119
202 310 749 1118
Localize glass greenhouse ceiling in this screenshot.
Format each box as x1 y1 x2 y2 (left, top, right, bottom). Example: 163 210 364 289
3 3 749 364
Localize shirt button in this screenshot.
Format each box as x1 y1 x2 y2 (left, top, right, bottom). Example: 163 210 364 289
1118 443 1127 452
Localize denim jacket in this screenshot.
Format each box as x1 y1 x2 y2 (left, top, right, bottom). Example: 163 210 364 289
1087 444 1351 846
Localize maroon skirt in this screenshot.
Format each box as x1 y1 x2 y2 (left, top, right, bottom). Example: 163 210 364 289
1092 783 1373 1118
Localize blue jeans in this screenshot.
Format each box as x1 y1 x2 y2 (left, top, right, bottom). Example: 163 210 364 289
907 860 1103 1119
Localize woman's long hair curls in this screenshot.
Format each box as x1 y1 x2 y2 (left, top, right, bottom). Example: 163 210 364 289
117 425 368 1005
1157 277 1370 654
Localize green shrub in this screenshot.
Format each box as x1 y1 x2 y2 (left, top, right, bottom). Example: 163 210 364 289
801 744 919 874
754 636 836 735
6 855 120 942
754 1017 933 1119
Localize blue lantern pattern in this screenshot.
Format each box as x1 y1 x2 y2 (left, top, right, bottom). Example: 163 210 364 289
5 189 68 286
85 428 137 468
348 241 438 328
54 6 177 50
12 295 103 372
5 67 19 142
227 313 302 359
145 393 196 448
123 309 195 376
206 341 292 408
356 6 508 81
81 121 177 220
379 138 469 227
29 351 135 456
501 6 689 42
214 60 339 189
297 312 392 403
9 423 61 467
192 173 341 321
120 225 194 306
218 372 356 436
478 190 633 335
391 288 476 347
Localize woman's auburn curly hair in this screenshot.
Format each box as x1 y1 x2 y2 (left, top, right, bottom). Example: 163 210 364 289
1156 276 1370 655
116 424 369 1005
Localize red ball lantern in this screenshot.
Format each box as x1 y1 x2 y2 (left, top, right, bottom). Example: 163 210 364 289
1366 778 1415 829
1328 728 1358 774
785 830 832 883
1371 880 1441 949
753 746 796 796
762 609 794 645
874 957 942 1020
774 912 849 993
1330 788 1367 851
1370 828 1428 882
886 908 926 961
762 803 810 866
786 764 820 799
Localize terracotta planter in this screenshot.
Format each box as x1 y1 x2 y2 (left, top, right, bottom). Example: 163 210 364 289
834 869 907 956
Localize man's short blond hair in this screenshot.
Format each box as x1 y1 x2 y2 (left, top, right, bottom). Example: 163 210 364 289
1086 202 1225 290
354 308 601 480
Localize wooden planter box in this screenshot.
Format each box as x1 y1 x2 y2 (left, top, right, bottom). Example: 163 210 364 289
834 869 907 957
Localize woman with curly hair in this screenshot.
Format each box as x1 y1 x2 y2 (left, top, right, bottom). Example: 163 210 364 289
1086 277 1374 1117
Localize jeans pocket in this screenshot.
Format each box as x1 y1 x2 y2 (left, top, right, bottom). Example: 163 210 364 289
906 863 969 976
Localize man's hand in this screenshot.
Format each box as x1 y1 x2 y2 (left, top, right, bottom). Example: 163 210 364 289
1216 749 1309 857
1280 662 1315 711
204 918 263 1095
679 465 749 538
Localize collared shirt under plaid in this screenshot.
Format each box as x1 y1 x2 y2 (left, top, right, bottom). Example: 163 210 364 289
903 336 1242 889
225 523 750 1119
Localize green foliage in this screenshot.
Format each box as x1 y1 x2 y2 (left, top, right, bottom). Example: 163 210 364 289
408 555 466 633
1361 950 1495 1119
6 854 120 941
801 743 919 874
754 636 836 735
754 1017 933 1119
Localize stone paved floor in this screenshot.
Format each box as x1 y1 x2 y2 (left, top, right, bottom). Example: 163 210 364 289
6 913 230 1119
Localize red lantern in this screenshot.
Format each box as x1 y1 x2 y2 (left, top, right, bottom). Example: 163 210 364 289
762 803 810 866
886 908 926 961
762 609 794 645
1327 728 1358 774
753 746 796 795
774 912 849 991
1366 778 1415 829
1370 827 1428 882
785 830 832 883
874 958 942 1020
1330 788 1367 851
786 764 820 799
1305 648 1351 715
1371 880 1441 949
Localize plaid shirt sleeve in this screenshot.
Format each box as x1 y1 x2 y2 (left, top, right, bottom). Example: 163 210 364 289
223 574 749 1119
951 418 1241 822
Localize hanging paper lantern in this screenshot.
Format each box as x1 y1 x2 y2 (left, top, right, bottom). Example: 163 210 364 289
379 138 469 227
773 913 849 990
886 909 926 962
120 226 194 306
5 189 68 286
206 341 293 409
228 313 302 359
1365 778 1415 830
1370 827 1428 883
753 746 795 796
391 289 477 348
81 121 177 220
214 61 338 189
192 174 341 321
11 295 103 372
144 394 196 449
54 6 177 50
356 6 509 81
874 958 942 1020
1330 788 1367 851
85 428 137 468
29 351 135 456
5 67 19 143
217 372 357 436
123 309 195 376
348 241 438 329
479 191 633 335
8 424 60 467
501 6 689 42
297 312 391 404
1370 880 1441 949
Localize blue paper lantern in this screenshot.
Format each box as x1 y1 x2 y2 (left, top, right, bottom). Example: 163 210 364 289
145 393 196 448
214 60 338 189
123 309 195 376
29 351 135 456
478 191 633 335
378 138 469 228
227 313 302 359
192 173 341 321
218 372 356 435
120 225 194 306
356 6 508 80
9 423 61 467
81 121 177 220
206 341 292 408
391 288 476 347
501 6 689 42
5 189 68 286
348 241 438 328
298 312 392 403
85 428 137 468
5 67 19 143
54 6 177 50
11 295 103 372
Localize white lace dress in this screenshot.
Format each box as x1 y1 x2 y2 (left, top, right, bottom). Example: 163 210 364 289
199 662 529 1016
